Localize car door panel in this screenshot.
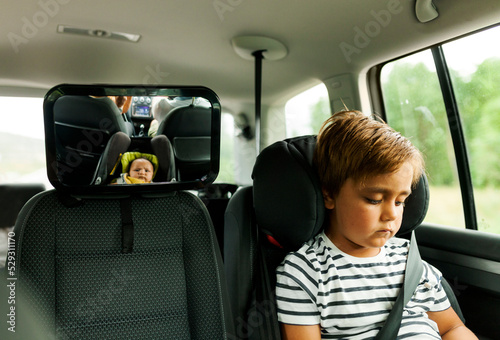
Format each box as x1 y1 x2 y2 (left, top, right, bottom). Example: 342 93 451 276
416 224 500 339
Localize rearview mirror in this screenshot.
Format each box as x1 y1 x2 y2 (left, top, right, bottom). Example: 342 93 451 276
44 84 221 194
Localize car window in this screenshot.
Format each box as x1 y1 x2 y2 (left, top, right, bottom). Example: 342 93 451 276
381 51 466 228
442 26 500 234
0 96 48 188
216 112 235 183
285 84 330 138
381 26 500 234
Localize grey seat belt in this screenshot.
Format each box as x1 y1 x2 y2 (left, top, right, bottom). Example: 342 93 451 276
375 231 424 340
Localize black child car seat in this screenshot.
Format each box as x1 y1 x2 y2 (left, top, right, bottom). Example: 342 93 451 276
224 135 463 339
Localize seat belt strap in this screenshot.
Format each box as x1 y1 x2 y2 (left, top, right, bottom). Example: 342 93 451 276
375 231 424 340
403 231 424 306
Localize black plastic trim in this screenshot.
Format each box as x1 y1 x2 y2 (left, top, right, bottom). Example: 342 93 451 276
417 224 500 263
431 46 478 230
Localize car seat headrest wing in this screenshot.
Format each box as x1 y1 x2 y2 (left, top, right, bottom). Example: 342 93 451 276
103 132 132 176
399 173 429 235
151 134 175 182
252 135 430 250
252 136 325 249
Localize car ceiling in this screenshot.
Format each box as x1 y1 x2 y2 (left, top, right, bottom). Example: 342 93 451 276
1 0 500 114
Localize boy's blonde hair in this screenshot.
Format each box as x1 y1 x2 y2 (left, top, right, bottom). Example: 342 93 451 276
313 110 424 198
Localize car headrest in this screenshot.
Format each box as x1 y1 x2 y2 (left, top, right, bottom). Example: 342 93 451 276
252 135 429 250
157 105 212 181
54 95 131 135
158 105 211 138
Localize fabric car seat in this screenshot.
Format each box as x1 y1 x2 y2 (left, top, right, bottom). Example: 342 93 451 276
198 183 239 258
1 116 234 338
0 184 45 268
157 104 212 181
224 135 463 339
53 96 135 186
1 190 234 339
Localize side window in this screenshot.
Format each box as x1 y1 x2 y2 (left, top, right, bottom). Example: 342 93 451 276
216 112 235 183
381 51 466 228
285 84 330 138
0 96 47 186
442 26 500 234
380 26 500 234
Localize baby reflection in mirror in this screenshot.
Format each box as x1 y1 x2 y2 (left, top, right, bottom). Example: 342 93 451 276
111 152 158 184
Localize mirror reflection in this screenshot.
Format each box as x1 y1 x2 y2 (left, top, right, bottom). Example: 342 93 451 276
45 86 219 190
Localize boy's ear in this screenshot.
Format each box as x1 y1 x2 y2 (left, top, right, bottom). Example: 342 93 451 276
322 189 335 210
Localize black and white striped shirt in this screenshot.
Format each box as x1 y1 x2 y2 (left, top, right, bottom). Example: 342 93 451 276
276 232 450 339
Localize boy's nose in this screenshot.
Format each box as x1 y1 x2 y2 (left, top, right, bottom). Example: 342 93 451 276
382 203 398 221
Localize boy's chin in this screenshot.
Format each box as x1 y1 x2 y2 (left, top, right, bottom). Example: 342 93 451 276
367 234 393 248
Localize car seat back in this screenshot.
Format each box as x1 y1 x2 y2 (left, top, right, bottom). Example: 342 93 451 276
53 96 134 186
6 190 233 339
157 104 212 181
198 183 239 258
0 183 45 268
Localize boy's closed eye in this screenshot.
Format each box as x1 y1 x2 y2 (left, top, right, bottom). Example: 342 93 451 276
363 196 408 207
365 198 382 205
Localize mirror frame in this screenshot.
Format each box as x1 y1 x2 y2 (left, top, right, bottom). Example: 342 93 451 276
43 84 221 194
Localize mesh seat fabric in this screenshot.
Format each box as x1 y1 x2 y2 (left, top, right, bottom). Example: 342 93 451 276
7 190 231 339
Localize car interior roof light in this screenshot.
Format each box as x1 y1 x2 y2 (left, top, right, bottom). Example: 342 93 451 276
57 25 141 43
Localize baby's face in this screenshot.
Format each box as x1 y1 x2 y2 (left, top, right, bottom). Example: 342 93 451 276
129 159 154 183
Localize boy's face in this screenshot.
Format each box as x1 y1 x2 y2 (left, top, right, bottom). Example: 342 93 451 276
129 158 154 183
323 162 413 257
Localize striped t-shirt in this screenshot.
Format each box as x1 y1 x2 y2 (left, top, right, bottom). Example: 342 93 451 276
276 231 450 339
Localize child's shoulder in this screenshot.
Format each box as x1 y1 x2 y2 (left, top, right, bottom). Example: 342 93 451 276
385 236 410 251
281 232 330 264
300 231 329 253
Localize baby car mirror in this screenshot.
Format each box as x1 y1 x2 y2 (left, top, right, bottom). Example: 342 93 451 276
44 84 221 194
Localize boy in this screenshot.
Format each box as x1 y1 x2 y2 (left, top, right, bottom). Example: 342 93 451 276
276 111 476 339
